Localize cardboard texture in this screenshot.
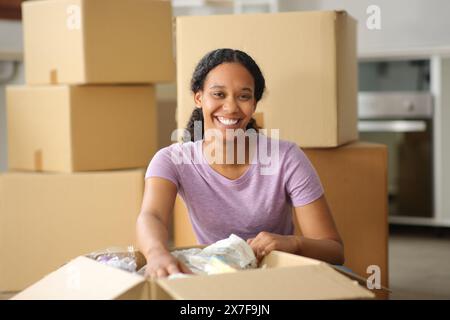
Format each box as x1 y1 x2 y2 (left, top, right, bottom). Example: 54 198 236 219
176 11 358 147
7 85 157 172
302 142 389 298
157 100 178 149
22 0 175 84
0 169 145 292
174 196 196 247
253 112 264 128
173 142 389 298
12 250 374 300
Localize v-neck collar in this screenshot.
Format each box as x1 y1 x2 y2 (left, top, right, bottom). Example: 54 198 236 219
195 137 258 185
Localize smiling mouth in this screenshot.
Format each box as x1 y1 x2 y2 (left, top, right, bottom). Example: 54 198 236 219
215 116 241 126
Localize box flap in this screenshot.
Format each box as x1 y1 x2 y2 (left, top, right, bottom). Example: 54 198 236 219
156 262 375 300
331 265 391 293
259 250 322 268
12 256 146 300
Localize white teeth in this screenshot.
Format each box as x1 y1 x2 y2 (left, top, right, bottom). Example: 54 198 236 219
217 116 239 125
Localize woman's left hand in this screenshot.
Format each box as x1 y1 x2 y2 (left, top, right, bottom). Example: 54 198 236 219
247 232 302 262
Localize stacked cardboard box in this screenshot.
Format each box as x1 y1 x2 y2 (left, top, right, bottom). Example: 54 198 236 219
8 8 389 301
0 170 145 291
6 85 158 172
0 0 174 292
174 11 389 299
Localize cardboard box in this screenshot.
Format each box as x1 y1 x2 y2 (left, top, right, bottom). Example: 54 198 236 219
302 142 389 298
11 250 375 300
174 195 196 247
157 100 178 149
0 169 145 291
176 11 357 147
7 85 157 172
173 142 389 298
22 0 175 84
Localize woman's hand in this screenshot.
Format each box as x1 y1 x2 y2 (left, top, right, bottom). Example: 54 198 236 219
247 232 302 262
144 248 193 279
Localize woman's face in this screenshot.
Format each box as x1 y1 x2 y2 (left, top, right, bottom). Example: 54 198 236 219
194 62 256 141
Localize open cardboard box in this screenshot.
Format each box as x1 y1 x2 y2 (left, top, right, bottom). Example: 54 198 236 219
12 248 378 300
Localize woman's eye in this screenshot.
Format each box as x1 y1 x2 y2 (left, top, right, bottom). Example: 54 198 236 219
240 95 251 100
213 92 224 98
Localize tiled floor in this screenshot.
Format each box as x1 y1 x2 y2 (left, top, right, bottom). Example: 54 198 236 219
388 226 450 299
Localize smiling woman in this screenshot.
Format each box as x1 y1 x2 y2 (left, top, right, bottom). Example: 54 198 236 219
184 49 264 143
136 48 345 279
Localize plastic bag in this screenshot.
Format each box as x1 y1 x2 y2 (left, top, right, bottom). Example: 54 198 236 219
86 245 145 273
85 234 257 279
170 234 257 276
199 234 257 269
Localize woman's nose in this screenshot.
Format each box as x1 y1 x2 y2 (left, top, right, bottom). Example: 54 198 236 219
222 97 239 113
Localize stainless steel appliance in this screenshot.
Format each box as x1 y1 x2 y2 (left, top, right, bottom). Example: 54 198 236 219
358 59 434 223
358 92 433 219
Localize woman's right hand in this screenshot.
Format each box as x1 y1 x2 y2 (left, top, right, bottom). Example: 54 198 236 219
145 248 193 278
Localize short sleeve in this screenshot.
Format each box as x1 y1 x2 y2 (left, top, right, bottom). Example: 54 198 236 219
283 144 324 207
145 145 180 189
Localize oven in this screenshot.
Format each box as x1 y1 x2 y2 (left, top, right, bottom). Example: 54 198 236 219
358 59 434 222
358 92 434 219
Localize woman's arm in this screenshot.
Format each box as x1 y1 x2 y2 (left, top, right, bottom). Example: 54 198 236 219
248 195 345 265
136 177 192 277
293 195 344 265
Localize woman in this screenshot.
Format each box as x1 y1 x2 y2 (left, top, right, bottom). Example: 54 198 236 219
136 48 344 278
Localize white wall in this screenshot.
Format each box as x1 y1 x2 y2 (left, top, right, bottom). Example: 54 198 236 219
0 61 24 172
433 56 450 225
441 58 450 224
0 19 24 172
280 0 450 55
0 19 23 53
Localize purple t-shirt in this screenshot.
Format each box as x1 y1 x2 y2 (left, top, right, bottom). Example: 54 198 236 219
145 134 324 245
